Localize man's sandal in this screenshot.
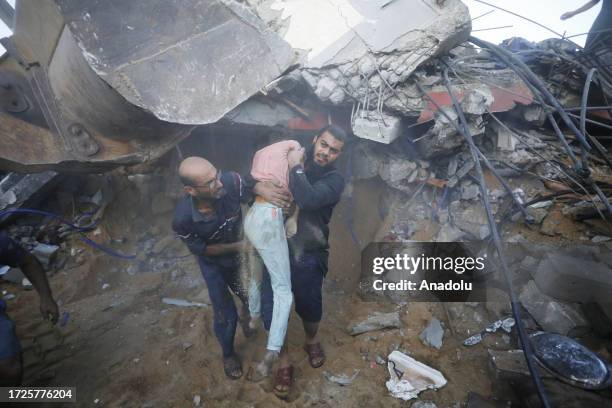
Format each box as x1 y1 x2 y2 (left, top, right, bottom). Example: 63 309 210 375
223 355 243 380
303 343 326 368
273 366 294 400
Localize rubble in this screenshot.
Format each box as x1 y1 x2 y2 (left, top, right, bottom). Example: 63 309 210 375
32 243 60 269
348 311 401 336
519 281 589 336
161 298 208 308
255 0 471 107
463 317 515 347
419 318 445 350
386 350 447 401
323 370 360 386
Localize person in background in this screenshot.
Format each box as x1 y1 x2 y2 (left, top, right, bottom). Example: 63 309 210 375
561 0 611 50
0 232 59 386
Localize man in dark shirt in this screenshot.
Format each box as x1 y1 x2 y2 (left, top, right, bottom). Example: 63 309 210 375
0 233 59 386
257 125 347 398
172 156 285 380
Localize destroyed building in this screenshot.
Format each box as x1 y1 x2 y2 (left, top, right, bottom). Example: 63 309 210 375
1 0 612 406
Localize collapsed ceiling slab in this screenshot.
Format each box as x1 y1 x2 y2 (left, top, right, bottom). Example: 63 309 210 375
252 0 471 106
56 0 296 125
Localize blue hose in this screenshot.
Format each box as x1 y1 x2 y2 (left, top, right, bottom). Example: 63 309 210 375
0 208 137 260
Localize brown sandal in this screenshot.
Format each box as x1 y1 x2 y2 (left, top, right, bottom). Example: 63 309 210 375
303 342 326 368
273 365 293 400
223 355 243 380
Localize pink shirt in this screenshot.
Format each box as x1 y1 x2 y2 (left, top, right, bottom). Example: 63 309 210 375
251 140 301 189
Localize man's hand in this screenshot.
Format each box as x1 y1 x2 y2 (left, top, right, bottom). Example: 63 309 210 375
287 147 305 169
253 181 292 209
39 295 59 325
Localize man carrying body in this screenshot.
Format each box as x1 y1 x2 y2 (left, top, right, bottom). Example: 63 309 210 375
0 232 59 386
172 157 286 380
257 125 348 398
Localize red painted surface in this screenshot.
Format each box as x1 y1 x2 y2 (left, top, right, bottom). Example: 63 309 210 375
417 82 534 123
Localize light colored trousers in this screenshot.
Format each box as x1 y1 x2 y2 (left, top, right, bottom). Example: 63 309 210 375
244 202 293 352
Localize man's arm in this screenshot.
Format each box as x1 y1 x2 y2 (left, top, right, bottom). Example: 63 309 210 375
18 252 59 324
172 214 246 257
561 0 599 19
288 166 345 210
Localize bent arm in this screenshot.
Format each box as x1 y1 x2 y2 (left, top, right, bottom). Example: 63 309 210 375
561 0 599 19
19 253 59 324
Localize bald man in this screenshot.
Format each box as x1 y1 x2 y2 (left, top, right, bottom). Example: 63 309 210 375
172 157 290 380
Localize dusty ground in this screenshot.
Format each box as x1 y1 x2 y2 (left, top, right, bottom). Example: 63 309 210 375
5 251 496 408
1 179 502 408
2 174 604 407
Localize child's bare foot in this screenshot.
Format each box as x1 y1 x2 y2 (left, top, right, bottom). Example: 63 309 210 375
257 350 279 377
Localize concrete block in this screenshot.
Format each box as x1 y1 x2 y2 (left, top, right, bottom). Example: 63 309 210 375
519 280 589 336
532 253 612 304
353 113 403 144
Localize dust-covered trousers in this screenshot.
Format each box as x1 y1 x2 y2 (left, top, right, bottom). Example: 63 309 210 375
196 257 248 358
244 201 292 352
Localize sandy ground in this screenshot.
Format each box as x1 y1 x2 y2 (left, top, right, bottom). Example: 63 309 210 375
3 177 595 408
3 237 498 408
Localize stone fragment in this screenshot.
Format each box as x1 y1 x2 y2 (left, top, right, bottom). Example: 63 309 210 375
450 201 490 239
519 280 589 336
533 253 612 305
32 243 59 268
348 312 401 336
419 318 444 350
315 77 337 100
461 183 480 200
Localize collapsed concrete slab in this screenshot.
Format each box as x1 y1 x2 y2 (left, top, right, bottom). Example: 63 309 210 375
57 0 296 125
253 0 471 106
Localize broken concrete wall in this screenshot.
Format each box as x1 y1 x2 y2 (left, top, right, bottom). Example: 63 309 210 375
252 0 471 107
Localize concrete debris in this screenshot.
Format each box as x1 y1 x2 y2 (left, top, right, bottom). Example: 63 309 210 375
257 0 471 106
59 0 295 125
450 201 490 240
533 253 612 305
463 317 515 347
32 243 59 268
352 113 404 144
323 369 360 386
519 280 589 336
22 278 32 289
460 182 480 201
162 298 208 308
0 266 25 284
386 350 447 401
348 311 401 336
488 349 554 381
419 318 445 350
416 109 484 159
490 121 517 152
